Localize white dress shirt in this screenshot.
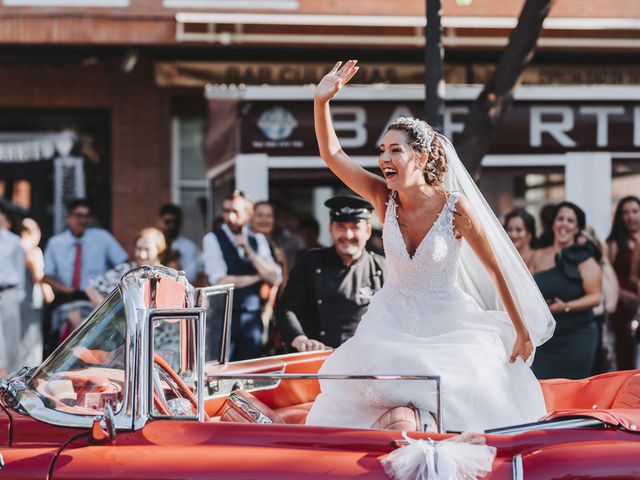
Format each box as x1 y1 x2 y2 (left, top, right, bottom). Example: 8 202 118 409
202 223 281 285
0 227 25 299
172 235 200 283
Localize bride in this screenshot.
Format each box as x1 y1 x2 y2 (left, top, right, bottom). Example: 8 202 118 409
305 60 556 433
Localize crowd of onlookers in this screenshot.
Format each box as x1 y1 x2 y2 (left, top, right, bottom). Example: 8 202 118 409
1 193 639 379
0 193 324 375
503 196 640 378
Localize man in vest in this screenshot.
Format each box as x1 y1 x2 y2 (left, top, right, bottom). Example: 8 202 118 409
202 192 281 360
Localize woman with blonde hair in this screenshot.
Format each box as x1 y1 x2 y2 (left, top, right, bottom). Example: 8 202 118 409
85 227 167 306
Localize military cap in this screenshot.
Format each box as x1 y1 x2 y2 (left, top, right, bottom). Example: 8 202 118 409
324 195 373 222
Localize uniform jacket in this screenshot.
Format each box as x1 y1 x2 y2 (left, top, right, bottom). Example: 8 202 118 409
276 247 386 349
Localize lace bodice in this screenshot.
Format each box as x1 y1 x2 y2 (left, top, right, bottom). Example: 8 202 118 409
382 191 461 297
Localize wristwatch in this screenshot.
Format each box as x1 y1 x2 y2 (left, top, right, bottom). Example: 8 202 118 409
563 303 572 313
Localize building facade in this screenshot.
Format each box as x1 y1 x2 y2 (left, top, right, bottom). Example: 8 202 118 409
0 0 638 249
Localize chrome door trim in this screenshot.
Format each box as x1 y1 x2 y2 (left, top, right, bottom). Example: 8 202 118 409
512 454 523 480
206 372 443 432
145 308 207 422
487 417 604 435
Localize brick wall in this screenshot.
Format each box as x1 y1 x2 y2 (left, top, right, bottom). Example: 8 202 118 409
0 0 637 18
0 57 171 254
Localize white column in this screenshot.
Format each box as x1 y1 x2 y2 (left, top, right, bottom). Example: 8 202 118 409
235 154 269 202
564 152 612 239
313 186 333 247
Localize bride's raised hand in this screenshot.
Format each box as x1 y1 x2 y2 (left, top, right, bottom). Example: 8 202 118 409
509 331 533 364
315 60 359 103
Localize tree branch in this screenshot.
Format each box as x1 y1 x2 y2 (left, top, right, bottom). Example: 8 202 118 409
455 0 557 179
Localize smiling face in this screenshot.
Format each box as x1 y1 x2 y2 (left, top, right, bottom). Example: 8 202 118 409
134 236 161 265
329 220 372 262
252 203 275 236
222 198 251 234
553 206 580 246
506 216 532 252
621 199 640 234
378 129 426 190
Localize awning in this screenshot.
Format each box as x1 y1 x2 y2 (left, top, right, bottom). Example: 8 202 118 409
176 12 640 50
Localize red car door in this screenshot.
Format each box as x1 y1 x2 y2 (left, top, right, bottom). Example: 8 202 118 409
49 419 393 479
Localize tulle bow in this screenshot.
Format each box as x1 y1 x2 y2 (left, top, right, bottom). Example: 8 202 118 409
380 431 496 480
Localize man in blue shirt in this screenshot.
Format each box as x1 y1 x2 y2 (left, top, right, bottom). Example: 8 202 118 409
43 199 127 354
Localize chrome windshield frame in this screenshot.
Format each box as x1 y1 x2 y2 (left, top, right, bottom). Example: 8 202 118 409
195 284 234 367
3 286 143 430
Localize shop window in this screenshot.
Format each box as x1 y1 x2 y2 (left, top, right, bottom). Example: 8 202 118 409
4 0 128 5
478 166 565 226
163 0 297 8
172 117 208 244
612 157 640 213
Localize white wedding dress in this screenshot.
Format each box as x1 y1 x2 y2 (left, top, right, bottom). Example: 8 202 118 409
305 192 548 432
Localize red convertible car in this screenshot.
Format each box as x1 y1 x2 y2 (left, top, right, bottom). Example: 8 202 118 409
1 266 639 479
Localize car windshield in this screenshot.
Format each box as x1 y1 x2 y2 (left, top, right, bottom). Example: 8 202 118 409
26 290 127 416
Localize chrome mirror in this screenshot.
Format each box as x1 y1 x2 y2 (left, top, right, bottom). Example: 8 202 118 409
90 402 116 444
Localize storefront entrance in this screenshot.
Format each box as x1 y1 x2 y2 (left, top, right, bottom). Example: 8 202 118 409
0 109 111 242
205 85 640 240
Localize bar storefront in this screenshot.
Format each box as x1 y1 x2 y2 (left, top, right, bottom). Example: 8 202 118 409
205 84 640 243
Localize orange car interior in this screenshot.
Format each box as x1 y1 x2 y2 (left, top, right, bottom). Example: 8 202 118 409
540 370 640 411
206 355 640 431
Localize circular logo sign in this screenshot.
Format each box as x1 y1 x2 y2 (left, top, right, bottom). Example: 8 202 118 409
257 107 298 141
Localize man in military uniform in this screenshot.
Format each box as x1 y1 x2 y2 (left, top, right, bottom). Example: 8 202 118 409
276 195 386 352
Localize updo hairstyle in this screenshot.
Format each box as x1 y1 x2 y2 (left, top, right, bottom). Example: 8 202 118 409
385 117 447 186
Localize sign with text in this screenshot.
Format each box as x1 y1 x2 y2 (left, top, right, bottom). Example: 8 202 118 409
238 101 640 155
156 61 466 87
161 62 640 88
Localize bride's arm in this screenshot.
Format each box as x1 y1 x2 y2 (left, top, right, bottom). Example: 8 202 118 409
315 60 388 214
453 196 533 363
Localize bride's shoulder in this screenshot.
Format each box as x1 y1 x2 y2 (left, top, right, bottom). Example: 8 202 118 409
448 193 477 237
371 188 393 220
448 192 470 215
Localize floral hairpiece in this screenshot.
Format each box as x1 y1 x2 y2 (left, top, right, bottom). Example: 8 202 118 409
393 117 434 151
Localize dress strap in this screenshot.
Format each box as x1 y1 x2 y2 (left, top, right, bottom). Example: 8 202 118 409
385 190 398 220
442 192 461 236
446 191 460 212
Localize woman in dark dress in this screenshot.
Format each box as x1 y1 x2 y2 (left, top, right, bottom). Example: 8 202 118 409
529 202 602 379
606 196 640 370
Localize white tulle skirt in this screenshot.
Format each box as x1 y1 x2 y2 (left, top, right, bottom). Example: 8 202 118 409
305 286 547 432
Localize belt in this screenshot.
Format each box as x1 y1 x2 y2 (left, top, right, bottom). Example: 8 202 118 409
0 284 16 292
